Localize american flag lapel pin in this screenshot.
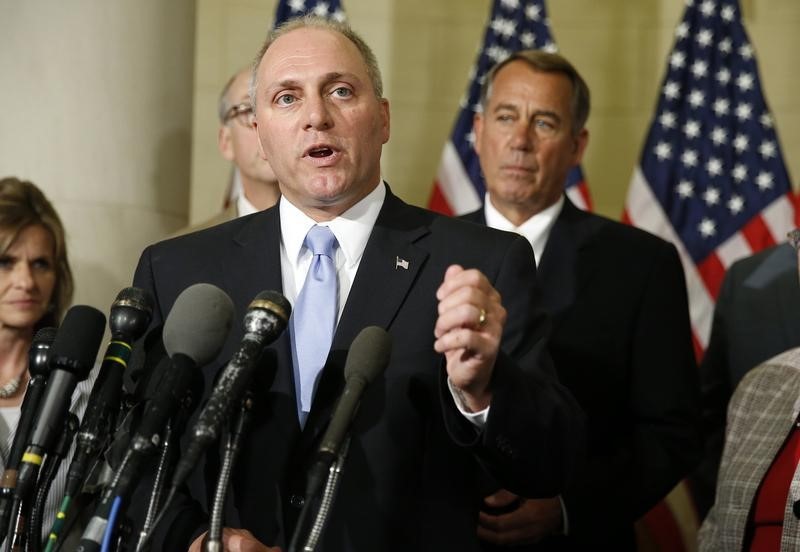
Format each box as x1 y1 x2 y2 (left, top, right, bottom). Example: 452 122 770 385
395 256 409 270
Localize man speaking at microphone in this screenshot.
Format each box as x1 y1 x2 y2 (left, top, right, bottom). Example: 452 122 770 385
132 15 583 552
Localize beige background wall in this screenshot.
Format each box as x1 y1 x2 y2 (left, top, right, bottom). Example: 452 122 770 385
0 0 797 314
0 0 195 313
191 0 799 224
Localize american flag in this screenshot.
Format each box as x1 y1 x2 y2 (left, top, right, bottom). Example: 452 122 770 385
274 0 346 26
623 0 796 355
427 0 592 216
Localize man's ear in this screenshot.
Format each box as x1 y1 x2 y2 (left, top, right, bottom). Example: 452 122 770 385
472 112 484 155
572 128 589 165
379 98 391 144
218 125 234 162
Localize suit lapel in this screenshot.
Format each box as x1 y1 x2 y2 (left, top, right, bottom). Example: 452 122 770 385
537 199 583 317
223 208 283 312
221 208 297 422
298 188 430 451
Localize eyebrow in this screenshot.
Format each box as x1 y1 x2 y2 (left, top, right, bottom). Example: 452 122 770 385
272 71 359 90
493 103 562 122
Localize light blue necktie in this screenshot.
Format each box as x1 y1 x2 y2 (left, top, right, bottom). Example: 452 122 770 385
291 225 338 427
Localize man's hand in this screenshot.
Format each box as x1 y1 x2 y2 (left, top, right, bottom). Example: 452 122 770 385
434 264 506 412
478 489 563 546
188 529 281 552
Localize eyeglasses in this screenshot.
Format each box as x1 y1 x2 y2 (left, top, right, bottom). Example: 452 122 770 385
223 103 255 127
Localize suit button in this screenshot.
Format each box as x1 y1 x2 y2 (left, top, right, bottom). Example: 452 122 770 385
289 494 305 508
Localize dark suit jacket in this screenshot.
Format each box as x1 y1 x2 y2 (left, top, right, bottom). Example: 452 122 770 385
464 197 700 550
132 186 584 551
693 242 800 517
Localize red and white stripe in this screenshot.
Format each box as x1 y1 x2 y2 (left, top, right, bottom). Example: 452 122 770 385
624 166 797 355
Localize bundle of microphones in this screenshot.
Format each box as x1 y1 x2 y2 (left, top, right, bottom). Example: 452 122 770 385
0 282 391 552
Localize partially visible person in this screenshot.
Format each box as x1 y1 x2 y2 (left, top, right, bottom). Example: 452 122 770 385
175 67 280 235
0 177 76 540
699 231 800 549
463 50 701 550
693 242 800 518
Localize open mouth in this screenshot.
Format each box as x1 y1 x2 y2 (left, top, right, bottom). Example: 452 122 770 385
307 146 335 158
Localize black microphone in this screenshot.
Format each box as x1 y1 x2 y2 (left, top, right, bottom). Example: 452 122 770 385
304 326 391 500
66 287 154 495
171 290 290 489
77 283 233 552
16 306 106 501
0 327 58 543
2 327 57 484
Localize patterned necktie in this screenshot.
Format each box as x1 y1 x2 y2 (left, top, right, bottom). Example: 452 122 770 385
291 225 338 427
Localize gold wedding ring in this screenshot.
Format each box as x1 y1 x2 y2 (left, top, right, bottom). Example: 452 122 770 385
477 308 487 327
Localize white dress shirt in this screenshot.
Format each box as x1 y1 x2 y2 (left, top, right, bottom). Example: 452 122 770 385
279 183 384 322
236 191 259 218
484 194 565 264
279 182 488 426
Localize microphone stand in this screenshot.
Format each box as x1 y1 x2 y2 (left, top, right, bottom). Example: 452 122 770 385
27 414 79 552
288 437 351 552
202 391 255 552
44 400 141 552
5 414 77 552
135 385 200 552
135 421 173 549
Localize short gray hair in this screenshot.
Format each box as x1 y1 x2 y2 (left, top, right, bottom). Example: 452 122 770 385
217 71 240 123
249 15 383 110
480 50 590 135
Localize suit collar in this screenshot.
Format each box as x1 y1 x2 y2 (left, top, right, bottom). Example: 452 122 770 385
536 197 600 316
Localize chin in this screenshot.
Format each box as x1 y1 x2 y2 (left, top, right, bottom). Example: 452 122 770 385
308 179 351 201
0 313 45 333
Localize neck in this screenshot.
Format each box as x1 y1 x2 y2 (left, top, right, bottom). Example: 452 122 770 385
241 176 281 211
0 327 34 405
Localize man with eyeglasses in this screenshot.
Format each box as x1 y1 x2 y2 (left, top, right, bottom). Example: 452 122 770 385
462 50 701 550
176 67 280 235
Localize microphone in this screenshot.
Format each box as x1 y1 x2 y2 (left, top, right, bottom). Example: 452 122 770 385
0 327 58 543
77 283 233 552
171 290 290 488
305 326 391 500
2 327 57 483
130 283 233 451
47 288 154 548
67 288 154 486
16 306 106 501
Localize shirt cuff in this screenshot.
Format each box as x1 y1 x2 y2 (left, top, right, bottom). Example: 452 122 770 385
447 377 490 428
559 495 569 535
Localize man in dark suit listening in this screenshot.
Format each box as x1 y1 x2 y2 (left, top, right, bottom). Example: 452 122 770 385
132 17 584 552
462 50 701 550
